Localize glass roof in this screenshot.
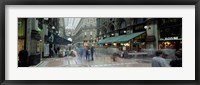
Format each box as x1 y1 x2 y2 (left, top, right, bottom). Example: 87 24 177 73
64 18 81 29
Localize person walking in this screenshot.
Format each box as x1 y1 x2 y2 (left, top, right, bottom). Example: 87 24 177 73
52 47 56 57
170 50 182 67
152 50 169 67
54 47 57 56
57 46 60 56
90 45 95 61
85 46 90 61
79 46 84 60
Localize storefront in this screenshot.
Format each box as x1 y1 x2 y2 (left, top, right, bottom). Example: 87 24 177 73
158 18 182 50
97 31 146 52
18 18 26 59
129 33 146 52
159 38 182 50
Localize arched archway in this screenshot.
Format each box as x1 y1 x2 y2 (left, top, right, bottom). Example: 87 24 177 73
108 24 115 31
120 19 126 28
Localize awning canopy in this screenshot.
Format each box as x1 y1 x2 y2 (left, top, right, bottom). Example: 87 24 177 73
97 37 111 44
117 31 145 43
45 32 72 45
97 31 145 44
105 35 127 44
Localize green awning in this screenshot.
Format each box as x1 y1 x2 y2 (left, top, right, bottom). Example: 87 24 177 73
105 35 127 44
117 31 145 43
97 37 111 44
97 31 145 44
97 35 126 44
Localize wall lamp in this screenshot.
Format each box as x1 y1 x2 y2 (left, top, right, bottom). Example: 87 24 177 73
52 26 55 29
144 26 151 30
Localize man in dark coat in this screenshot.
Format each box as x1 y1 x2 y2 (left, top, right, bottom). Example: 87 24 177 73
170 50 182 67
85 47 90 61
90 46 94 61
18 49 29 67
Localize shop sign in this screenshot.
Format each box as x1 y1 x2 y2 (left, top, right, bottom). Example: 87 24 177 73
145 36 155 42
164 37 178 40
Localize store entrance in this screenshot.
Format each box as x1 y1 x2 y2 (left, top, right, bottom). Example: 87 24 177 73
159 40 182 50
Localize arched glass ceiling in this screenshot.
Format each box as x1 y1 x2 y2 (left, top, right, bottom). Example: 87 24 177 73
64 18 81 29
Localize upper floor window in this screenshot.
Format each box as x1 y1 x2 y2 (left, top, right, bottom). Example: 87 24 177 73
90 31 93 36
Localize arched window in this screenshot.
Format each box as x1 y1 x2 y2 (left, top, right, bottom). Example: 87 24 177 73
131 19 135 25
110 24 115 31
120 20 126 29
102 27 107 34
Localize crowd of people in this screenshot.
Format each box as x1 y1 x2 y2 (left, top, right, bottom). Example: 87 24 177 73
18 43 182 67
151 49 182 67
74 44 95 61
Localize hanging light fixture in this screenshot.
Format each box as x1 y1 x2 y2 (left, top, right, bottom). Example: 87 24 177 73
52 26 55 29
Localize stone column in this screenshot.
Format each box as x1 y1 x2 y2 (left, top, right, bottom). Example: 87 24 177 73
154 20 159 49
26 18 34 56
39 23 47 61
146 19 158 49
